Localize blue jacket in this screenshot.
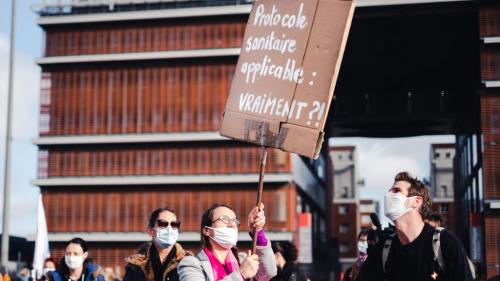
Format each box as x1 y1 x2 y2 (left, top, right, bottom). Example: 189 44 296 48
50 262 104 281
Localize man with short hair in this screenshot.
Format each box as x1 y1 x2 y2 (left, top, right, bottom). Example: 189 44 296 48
357 172 475 281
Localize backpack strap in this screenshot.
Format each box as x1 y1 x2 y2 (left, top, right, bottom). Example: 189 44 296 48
382 235 395 273
433 226 445 271
433 226 476 278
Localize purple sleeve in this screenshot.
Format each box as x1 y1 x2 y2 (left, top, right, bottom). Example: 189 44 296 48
256 229 268 246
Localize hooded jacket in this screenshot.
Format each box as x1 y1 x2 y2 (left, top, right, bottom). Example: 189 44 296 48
49 262 104 281
124 243 190 281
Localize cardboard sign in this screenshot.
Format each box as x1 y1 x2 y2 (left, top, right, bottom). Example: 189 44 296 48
220 0 355 159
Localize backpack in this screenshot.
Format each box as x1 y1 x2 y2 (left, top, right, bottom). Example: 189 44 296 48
381 227 476 278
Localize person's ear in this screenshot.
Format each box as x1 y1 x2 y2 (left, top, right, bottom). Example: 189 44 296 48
147 226 156 238
83 252 89 260
412 196 423 209
202 226 213 237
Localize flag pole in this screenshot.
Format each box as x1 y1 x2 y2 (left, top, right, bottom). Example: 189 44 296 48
251 145 267 254
1 0 16 269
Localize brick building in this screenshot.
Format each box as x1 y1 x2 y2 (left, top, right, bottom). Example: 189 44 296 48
32 0 328 276
329 146 360 271
359 200 378 230
429 143 456 231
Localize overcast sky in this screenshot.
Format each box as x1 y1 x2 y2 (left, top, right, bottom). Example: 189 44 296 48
0 1 456 237
0 0 41 237
329 135 454 227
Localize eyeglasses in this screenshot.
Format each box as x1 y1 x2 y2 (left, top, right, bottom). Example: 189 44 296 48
212 216 240 227
156 220 181 229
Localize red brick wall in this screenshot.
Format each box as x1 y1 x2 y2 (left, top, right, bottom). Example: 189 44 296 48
42 184 297 233
332 203 358 258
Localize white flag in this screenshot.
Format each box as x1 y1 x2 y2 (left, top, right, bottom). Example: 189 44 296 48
33 195 50 278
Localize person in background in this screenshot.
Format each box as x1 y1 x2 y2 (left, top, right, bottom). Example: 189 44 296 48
270 241 299 281
124 207 190 281
49 237 104 281
178 203 277 281
18 268 31 281
343 230 369 281
425 213 446 228
39 258 57 281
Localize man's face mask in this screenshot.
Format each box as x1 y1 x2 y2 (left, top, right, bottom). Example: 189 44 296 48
384 192 417 222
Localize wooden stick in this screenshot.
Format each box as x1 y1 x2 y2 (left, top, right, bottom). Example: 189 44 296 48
252 145 268 254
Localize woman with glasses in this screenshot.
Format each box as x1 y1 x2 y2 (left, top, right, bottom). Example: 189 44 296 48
49 237 104 281
178 203 277 281
124 207 190 281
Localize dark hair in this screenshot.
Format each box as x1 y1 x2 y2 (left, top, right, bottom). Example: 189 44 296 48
394 172 432 219
272 241 298 262
44 257 56 266
357 229 370 240
58 237 90 277
200 203 235 249
428 213 446 225
148 207 176 228
67 237 88 253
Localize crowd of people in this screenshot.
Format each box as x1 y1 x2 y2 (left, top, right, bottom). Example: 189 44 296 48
1 171 484 281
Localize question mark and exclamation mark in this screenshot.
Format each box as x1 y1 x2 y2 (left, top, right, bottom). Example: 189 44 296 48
308 72 317 86
307 101 326 127
305 72 324 127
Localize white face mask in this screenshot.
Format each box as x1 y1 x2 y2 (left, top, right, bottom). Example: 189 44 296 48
384 192 417 222
357 241 368 254
43 268 55 276
155 226 178 248
206 227 238 249
65 255 85 269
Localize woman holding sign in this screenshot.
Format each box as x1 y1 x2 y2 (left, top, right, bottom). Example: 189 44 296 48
178 203 276 281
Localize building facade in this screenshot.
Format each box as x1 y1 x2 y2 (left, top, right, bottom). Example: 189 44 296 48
359 200 378 230
33 1 328 277
429 143 456 231
329 146 360 271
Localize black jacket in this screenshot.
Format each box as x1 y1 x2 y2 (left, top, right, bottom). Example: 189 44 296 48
270 262 298 281
357 223 475 281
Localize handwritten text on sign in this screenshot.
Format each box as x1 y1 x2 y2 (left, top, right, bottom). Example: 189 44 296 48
238 2 325 127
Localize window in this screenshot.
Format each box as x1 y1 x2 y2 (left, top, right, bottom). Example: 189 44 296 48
445 152 451 158
441 185 448 197
339 223 350 233
361 215 372 225
272 191 287 222
338 154 343 160
434 152 440 158
339 205 349 215
341 186 349 198
339 242 350 253
440 204 449 214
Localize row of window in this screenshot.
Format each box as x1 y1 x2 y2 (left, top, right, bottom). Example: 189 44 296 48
37 144 290 178
40 61 236 136
42 185 293 233
44 18 246 56
481 47 500 81
480 5 500 37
